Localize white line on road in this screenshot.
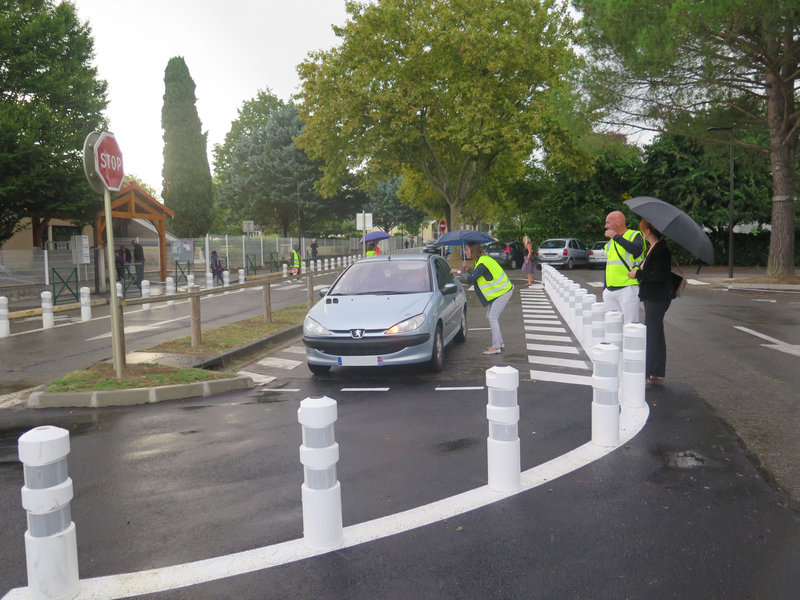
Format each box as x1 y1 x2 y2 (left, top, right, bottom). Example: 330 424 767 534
341 387 390 392
529 370 593 386
586 282 604 287
236 372 277 385
257 357 302 370
526 343 580 354
525 325 567 333
469 327 491 331
524 319 562 325
435 386 485 391
528 355 589 370
85 315 191 341
733 326 786 345
734 326 800 357
526 333 573 342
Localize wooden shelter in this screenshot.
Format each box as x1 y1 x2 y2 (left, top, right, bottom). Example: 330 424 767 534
95 181 175 281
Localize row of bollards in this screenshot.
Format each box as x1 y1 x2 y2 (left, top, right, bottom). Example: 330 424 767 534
541 264 647 447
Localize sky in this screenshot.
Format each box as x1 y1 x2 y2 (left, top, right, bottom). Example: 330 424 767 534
70 0 351 197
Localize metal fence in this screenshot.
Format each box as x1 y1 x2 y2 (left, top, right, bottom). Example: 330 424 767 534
0 249 96 286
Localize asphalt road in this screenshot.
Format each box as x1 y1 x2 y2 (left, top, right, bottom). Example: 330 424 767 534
1 270 799 598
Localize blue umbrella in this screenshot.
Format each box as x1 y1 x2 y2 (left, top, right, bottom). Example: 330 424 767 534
359 231 392 244
433 230 494 246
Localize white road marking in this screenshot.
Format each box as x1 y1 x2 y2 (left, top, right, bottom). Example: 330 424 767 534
586 282 604 288
469 327 491 331
435 386 485 391
752 299 777 303
762 344 800 357
529 370 593 386
341 387 390 392
686 279 710 285
528 355 589 370
282 346 307 355
85 315 192 341
526 333 572 342
522 309 556 314
1 404 648 600
526 343 580 354
237 372 277 385
257 357 302 370
261 388 301 392
0 386 39 410
733 326 786 345
734 326 800 357
525 325 567 333
524 319 562 325
279 284 304 291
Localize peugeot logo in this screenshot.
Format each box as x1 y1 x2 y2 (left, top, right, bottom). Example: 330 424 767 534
350 329 365 339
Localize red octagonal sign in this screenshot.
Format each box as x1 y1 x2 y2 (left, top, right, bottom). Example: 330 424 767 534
94 132 124 192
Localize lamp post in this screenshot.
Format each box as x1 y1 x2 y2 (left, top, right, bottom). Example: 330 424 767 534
707 127 735 278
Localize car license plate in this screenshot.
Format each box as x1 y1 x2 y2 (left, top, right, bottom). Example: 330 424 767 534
337 356 383 366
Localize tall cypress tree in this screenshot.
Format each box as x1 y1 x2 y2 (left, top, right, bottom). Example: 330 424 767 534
161 57 214 237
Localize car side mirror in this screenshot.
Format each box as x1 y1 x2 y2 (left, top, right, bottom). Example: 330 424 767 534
442 283 458 295
318 287 329 298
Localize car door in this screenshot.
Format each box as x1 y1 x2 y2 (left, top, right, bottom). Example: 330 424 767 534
575 240 589 263
434 257 459 340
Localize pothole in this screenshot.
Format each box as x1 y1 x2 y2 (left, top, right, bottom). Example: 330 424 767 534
668 450 710 468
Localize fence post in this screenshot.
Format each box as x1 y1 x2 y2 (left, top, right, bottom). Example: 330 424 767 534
141 280 151 311
41 292 54 330
117 300 127 369
190 296 201 347
307 273 314 310
263 283 272 323
298 396 344 550
485 366 521 492
0 296 9 338
80 287 91 322
44 249 50 286
591 343 620 447
166 277 175 306
18 426 80 600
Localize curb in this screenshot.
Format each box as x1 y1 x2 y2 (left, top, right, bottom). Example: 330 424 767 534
191 323 305 369
725 283 800 291
8 299 109 320
26 375 254 409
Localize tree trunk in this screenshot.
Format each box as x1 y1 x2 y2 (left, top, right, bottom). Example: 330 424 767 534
765 60 798 278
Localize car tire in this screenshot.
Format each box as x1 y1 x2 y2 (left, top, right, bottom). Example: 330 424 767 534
566 257 574 270
454 307 468 343
428 325 445 372
510 258 518 270
308 363 331 375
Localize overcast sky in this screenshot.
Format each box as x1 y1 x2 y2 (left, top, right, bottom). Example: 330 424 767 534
71 0 350 196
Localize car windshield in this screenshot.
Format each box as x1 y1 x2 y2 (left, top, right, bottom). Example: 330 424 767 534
328 260 432 295
540 240 566 249
592 241 607 250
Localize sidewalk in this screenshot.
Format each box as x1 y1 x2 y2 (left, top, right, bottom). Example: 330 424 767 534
689 265 800 290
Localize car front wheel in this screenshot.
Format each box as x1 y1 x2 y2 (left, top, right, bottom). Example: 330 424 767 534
428 325 445 372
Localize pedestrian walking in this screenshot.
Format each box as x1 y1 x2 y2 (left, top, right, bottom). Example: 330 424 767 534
451 241 513 355
132 239 145 282
310 239 318 261
291 245 301 271
210 250 225 285
366 242 376 257
603 211 646 323
520 235 535 286
628 219 673 387
120 245 131 265
114 250 124 282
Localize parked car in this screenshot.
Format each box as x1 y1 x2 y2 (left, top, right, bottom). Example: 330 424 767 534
484 241 525 270
423 238 450 257
588 241 608 269
303 253 467 374
535 238 590 269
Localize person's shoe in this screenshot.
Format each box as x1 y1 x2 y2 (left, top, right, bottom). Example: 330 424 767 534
648 376 665 386
483 348 502 355
499 343 505 349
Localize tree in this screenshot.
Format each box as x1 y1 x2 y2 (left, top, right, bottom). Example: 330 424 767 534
366 178 427 233
297 0 578 232
161 57 214 237
0 0 107 248
576 0 799 277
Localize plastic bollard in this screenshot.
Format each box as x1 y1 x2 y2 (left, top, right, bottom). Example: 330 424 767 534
297 396 344 550
591 343 621 446
591 302 606 347
324 259 330 271
301 263 307 275
141 280 151 311
206 272 214 290
80 287 92 322
337 257 342 268
567 283 580 329
237 269 244 285
573 288 587 336
581 294 596 347
115 282 123 299
41 292 54 330
310 261 315 273
166 277 175 306
18 426 80 600
621 323 647 408
0 296 10 338
223 271 230 287
317 260 322 272
187 275 195 292
283 264 288 278
485 366 521 492
604 311 624 346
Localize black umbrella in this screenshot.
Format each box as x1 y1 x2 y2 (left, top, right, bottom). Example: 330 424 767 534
623 196 715 265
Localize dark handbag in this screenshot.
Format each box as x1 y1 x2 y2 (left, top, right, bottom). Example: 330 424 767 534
670 263 687 298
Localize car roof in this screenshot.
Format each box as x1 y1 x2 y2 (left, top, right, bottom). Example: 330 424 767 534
361 253 433 261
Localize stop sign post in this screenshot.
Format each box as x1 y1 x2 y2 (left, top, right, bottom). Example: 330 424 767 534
83 131 125 379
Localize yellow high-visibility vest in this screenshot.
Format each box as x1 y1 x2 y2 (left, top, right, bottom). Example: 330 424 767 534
605 230 646 287
475 256 513 301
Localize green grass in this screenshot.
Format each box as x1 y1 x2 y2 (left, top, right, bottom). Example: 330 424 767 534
46 363 233 392
142 302 309 355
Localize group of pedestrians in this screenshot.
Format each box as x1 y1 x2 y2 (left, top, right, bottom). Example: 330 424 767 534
114 239 145 282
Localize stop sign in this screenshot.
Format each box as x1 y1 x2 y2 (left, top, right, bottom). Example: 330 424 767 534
439 220 446 232
94 132 124 191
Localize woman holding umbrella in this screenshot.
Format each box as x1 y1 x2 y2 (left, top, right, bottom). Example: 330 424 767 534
628 219 673 387
451 241 513 355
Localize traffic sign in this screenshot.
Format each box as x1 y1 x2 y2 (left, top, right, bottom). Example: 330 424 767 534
292 267 298 275
82 132 105 194
439 220 447 232
94 132 124 191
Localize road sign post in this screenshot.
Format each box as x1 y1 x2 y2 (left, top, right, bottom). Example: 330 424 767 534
84 131 125 379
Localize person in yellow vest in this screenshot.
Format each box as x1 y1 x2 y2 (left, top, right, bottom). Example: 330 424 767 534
451 241 513 355
291 245 301 270
603 211 646 323
366 242 376 257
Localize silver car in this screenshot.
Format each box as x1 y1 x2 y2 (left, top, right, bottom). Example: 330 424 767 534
535 238 590 269
303 254 468 374
588 241 608 269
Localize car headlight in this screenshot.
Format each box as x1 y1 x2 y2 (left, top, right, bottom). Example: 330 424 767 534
386 314 426 334
304 316 331 335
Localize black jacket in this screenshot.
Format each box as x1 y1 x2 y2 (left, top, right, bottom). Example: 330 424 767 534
634 240 673 302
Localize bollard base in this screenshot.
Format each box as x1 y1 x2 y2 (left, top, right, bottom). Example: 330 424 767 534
621 372 647 408
301 482 344 551
24 523 80 600
591 402 620 447
487 437 521 492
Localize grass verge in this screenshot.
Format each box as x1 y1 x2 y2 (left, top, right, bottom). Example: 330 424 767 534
141 302 308 355
46 363 233 392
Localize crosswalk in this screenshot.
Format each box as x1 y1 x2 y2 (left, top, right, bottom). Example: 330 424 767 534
520 285 592 386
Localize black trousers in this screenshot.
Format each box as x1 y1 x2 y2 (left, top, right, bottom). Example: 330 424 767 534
644 300 671 378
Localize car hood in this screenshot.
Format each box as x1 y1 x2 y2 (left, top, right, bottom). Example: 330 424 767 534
311 294 433 330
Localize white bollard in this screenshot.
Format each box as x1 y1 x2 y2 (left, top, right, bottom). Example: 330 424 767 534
485 366 521 492
206 272 214 290
41 292 54 330
581 294 596 347
115 281 123 299
317 260 322 272
141 280 151 311
238 269 245 285
80 287 91 322
301 263 307 275
337 257 342 268
621 323 647 408
187 274 195 291
567 283 580 329
561 282 571 315
18 426 80 600
591 301 606 347
223 270 230 287
283 264 288 278
166 277 175 306
0 296 10 338
573 288 587 336
310 261 315 273
591 343 621 447
324 259 330 271
298 396 344 551
604 311 624 346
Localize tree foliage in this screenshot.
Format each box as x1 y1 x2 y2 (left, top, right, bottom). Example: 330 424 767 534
365 178 427 233
0 0 107 247
297 0 580 231
575 0 800 276
161 57 214 237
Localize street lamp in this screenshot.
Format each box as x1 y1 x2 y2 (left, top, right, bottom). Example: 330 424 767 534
707 127 735 279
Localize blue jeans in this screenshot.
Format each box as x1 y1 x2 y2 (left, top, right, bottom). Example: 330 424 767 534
486 289 512 348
